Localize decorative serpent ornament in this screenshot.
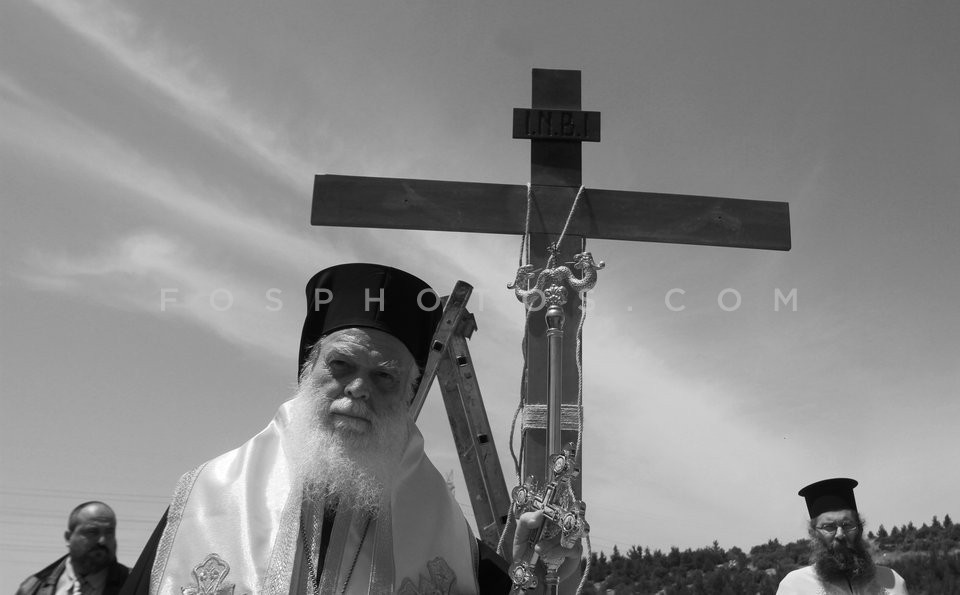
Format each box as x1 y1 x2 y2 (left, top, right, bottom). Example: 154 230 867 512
506 264 543 303
507 252 605 307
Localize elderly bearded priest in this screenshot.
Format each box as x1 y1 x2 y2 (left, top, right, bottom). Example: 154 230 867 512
121 264 579 595
777 478 908 595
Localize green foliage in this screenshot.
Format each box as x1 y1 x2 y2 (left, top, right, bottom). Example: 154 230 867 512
586 514 960 594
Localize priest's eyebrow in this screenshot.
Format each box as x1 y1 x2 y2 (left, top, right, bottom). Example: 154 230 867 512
375 359 403 374
325 344 403 372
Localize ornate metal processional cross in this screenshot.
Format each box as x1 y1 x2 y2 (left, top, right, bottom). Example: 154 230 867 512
311 68 790 588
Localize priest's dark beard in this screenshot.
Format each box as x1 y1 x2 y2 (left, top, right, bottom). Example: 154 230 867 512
810 533 876 585
285 383 411 517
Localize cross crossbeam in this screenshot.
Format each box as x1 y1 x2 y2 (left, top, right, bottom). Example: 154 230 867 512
312 175 790 250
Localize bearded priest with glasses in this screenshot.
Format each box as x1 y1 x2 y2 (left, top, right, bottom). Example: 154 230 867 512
777 478 908 594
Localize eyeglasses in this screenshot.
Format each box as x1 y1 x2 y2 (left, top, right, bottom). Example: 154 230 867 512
816 521 860 533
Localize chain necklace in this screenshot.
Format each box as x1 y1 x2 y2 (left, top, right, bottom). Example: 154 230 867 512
306 511 372 595
338 516 371 594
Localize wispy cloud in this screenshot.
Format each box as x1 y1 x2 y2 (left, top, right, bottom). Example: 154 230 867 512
16 0 475 278
4 76 355 358
29 0 332 191
2 74 467 372
21 231 297 361
2 78 356 270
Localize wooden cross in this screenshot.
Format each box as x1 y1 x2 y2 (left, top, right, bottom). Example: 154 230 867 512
311 66 790 562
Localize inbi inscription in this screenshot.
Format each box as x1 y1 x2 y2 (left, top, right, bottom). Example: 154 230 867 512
512 109 601 142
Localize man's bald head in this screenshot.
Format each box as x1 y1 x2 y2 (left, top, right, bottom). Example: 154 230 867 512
65 501 117 575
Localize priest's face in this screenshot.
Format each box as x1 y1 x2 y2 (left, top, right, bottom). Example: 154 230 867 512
65 503 117 575
307 327 416 441
289 327 417 513
809 509 875 584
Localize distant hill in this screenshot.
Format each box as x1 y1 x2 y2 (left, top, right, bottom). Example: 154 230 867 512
583 514 960 594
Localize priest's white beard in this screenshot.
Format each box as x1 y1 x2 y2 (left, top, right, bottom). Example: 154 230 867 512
285 381 412 517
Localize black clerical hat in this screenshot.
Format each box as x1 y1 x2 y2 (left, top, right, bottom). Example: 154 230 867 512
299 263 442 378
799 477 859 518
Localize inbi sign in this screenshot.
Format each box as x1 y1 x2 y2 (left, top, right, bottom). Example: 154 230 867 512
512 108 601 141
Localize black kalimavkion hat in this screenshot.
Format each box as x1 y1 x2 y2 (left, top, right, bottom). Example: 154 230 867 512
298 263 442 377
798 477 859 518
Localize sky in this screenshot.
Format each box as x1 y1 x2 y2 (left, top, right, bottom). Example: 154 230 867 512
1 0 958 589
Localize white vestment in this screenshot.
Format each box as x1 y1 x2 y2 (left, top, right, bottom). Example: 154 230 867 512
777 565 908 595
150 395 478 594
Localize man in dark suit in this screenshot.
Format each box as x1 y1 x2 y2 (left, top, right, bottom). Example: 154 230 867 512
16 501 129 595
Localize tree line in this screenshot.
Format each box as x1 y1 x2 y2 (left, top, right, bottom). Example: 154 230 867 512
581 514 960 594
